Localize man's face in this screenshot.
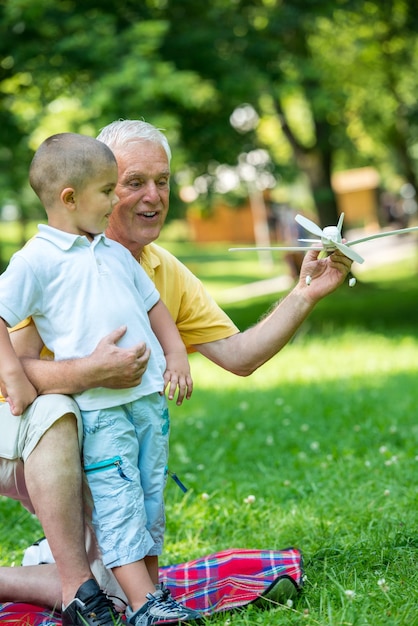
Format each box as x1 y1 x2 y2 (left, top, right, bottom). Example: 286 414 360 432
106 140 170 255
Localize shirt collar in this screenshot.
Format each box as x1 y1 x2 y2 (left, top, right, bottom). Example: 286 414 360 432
37 224 109 250
139 243 161 278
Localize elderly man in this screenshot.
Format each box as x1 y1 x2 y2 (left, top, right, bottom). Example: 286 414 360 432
0 120 352 625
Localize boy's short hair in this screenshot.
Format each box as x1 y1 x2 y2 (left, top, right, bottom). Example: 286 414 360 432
29 133 116 207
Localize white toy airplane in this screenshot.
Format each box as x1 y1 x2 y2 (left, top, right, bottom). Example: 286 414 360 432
229 212 418 264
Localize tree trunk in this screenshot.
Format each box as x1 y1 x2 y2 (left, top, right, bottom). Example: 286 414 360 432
296 149 339 228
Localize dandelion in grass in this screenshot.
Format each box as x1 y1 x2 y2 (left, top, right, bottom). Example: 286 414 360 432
244 494 256 504
379 445 388 454
344 589 356 600
310 441 319 451
384 489 390 497
300 423 310 432
201 492 210 501
196 464 205 471
384 456 398 466
377 578 389 592
286 598 293 608
235 421 245 431
266 434 274 446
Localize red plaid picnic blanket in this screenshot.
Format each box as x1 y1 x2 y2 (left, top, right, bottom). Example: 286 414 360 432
160 547 302 613
0 547 302 624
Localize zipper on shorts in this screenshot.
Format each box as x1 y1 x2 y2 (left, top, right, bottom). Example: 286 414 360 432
84 455 132 481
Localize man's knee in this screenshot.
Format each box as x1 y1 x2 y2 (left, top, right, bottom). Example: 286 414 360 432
22 395 82 462
0 397 82 513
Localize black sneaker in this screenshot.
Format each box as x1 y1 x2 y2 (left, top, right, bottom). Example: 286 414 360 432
62 578 123 626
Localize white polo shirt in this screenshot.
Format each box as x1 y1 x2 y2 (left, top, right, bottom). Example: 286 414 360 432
0 225 165 410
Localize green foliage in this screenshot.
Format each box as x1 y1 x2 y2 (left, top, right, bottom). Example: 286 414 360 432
2 0 418 229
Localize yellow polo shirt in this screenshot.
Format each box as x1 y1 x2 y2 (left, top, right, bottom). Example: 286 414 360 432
9 242 239 357
140 243 239 351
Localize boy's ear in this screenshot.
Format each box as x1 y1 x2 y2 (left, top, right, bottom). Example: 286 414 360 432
61 187 76 208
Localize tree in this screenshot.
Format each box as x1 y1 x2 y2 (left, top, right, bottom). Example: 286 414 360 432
0 0 214 226
1 0 418 235
154 0 418 226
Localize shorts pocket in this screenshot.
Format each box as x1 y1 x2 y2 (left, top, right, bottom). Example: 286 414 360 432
84 455 132 481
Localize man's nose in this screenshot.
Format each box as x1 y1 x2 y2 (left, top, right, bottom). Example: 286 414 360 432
143 182 160 203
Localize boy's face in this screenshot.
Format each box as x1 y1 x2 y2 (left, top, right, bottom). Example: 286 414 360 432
74 162 119 238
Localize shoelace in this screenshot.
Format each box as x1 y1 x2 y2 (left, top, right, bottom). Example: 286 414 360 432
148 591 186 617
158 587 185 611
82 591 121 624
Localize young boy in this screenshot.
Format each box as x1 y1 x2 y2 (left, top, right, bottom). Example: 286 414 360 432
0 133 200 626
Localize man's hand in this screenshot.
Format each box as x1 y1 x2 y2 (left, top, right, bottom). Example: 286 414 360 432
87 326 150 389
297 248 353 304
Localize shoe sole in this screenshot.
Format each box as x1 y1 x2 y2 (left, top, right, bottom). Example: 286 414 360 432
254 576 299 608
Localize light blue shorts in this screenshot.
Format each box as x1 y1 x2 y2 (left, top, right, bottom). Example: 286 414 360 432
82 393 169 569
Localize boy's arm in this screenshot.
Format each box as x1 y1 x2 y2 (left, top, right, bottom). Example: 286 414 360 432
148 299 193 405
0 319 37 415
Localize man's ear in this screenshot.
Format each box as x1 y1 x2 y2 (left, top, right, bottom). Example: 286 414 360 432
61 187 76 209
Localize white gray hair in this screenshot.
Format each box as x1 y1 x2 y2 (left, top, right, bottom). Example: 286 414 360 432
97 119 171 162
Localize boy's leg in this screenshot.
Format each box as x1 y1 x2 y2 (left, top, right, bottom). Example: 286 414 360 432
82 403 156 611
77 397 200 625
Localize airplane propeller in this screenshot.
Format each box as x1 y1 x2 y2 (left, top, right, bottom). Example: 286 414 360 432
294 213 365 264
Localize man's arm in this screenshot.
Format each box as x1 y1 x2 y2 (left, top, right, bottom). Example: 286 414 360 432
195 249 352 376
11 323 150 395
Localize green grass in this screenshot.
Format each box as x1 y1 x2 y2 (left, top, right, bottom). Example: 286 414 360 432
0 230 417 624
163 330 418 625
